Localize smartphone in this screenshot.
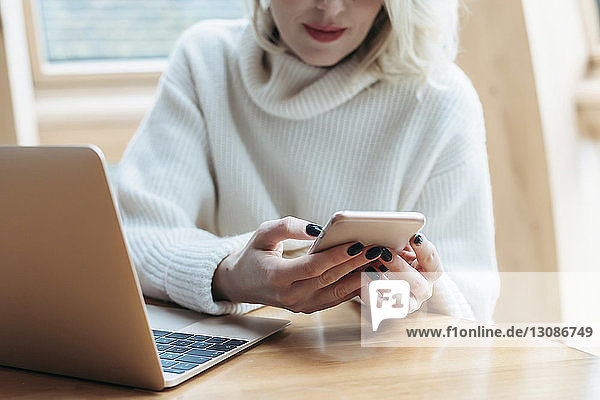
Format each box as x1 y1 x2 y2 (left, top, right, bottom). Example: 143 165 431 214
307 211 426 254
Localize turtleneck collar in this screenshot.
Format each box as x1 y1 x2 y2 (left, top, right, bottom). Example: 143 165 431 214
238 23 378 120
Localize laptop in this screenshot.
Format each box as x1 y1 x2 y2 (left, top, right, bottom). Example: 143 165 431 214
0 145 290 390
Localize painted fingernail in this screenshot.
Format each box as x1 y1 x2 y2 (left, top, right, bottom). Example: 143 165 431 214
365 246 382 260
379 265 389 272
364 266 380 280
413 234 423 246
380 247 393 262
306 224 323 237
347 242 364 256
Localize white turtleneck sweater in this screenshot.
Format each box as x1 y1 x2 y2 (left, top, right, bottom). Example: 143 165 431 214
117 19 500 322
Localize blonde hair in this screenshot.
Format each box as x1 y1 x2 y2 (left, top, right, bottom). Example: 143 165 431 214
249 0 460 83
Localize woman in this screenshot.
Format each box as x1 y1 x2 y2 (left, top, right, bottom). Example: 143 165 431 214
117 0 499 322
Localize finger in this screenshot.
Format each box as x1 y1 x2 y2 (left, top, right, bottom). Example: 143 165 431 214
308 271 365 309
252 216 321 251
411 259 424 273
399 249 416 264
284 243 383 281
300 288 361 314
348 259 380 276
378 251 432 303
410 233 443 280
292 245 382 291
380 246 415 265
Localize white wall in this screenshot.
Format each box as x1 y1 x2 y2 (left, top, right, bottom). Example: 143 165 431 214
522 0 600 324
0 0 38 145
458 0 562 322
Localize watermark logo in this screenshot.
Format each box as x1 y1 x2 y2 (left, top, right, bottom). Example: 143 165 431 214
369 279 410 331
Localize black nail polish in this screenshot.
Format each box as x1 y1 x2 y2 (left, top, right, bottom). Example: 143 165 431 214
365 247 382 260
364 266 380 280
379 265 389 272
347 242 364 256
380 247 393 262
306 224 323 237
413 234 423 246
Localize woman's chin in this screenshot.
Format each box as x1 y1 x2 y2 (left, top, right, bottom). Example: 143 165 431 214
295 51 344 68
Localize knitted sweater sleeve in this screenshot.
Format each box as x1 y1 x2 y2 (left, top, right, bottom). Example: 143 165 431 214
415 83 500 323
116 40 262 316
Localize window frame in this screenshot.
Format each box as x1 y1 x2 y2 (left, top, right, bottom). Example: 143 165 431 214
22 0 164 89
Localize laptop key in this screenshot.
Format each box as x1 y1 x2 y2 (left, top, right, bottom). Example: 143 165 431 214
186 349 224 358
207 344 237 352
156 344 170 351
205 337 229 344
189 335 210 341
165 346 189 353
225 339 249 346
172 339 194 346
155 337 176 344
177 355 211 364
166 332 193 339
163 368 186 374
159 352 181 360
153 329 171 337
171 362 199 371
160 360 177 368
189 342 212 349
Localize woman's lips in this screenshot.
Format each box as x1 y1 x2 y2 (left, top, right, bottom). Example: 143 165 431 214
303 24 347 43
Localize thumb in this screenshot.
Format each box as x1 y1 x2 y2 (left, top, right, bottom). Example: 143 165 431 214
252 216 322 251
409 233 442 276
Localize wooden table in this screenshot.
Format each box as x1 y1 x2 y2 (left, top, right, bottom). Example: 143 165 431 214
1 301 599 399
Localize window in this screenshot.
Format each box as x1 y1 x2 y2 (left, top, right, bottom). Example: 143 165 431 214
25 0 246 85
18 0 246 162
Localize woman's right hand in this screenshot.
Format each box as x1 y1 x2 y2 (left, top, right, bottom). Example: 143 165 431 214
212 216 381 313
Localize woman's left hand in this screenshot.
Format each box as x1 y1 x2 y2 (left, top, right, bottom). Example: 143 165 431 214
362 233 444 313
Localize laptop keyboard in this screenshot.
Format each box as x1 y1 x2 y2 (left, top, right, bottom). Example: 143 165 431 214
152 330 249 374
